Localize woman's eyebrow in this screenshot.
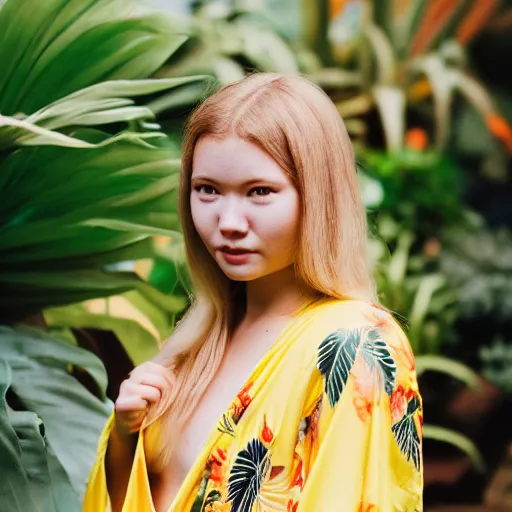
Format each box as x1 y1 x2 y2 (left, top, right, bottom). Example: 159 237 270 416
191 176 282 187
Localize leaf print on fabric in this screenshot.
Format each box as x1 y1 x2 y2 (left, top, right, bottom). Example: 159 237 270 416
359 328 397 396
227 438 271 512
218 413 236 437
317 326 397 408
391 395 422 471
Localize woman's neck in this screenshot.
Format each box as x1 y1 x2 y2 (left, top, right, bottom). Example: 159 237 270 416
243 265 312 321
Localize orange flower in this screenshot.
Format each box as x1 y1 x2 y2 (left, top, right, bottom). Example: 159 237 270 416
330 0 347 18
423 237 441 258
486 112 512 153
405 128 428 151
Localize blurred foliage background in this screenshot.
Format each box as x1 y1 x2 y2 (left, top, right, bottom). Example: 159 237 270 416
1 0 511 510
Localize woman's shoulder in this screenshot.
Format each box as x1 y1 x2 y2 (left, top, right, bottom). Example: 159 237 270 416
297 298 414 373
307 297 404 332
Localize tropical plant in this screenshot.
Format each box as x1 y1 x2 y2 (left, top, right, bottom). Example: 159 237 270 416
480 336 512 397
440 224 512 321
311 0 512 169
360 139 464 241
0 0 206 509
159 0 303 81
369 213 485 471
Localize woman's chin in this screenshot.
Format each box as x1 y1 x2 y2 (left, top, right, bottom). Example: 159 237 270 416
222 268 260 281
218 262 261 281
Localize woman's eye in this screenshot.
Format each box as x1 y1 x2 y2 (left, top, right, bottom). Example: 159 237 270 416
250 186 272 197
195 185 218 195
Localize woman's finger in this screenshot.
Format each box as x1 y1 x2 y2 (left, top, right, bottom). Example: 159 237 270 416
121 381 161 404
130 362 175 386
129 372 171 393
115 395 148 412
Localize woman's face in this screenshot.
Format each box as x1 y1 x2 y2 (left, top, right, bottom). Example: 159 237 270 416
190 135 300 282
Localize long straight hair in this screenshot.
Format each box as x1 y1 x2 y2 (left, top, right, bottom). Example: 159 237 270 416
145 72 378 470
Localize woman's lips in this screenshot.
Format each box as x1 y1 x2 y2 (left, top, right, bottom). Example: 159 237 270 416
218 248 254 265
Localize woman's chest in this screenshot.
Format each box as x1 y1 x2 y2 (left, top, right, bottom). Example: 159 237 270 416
171 334 281 486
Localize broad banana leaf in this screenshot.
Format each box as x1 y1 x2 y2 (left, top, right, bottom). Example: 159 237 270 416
0 326 112 509
0 0 208 319
0 0 190 115
44 235 190 365
0 130 184 318
45 284 188 365
0 361 78 512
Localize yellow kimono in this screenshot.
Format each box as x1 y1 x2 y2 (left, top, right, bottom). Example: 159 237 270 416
83 299 423 512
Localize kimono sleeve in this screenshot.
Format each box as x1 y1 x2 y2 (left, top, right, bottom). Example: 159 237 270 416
297 319 423 512
83 412 114 511
83 411 154 512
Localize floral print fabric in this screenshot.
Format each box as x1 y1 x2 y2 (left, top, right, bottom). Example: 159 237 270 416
83 299 423 512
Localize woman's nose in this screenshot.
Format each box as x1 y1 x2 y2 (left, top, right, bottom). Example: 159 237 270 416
218 199 249 237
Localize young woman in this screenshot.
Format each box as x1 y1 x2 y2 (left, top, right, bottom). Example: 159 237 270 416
83 73 423 512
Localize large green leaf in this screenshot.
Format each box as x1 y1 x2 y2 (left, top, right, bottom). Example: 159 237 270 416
0 360 44 512
27 77 207 133
45 282 187 365
408 273 448 351
0 326 112 502
363 23 396 85
0 113 165 150
423 425 485 472
416 355 482 392
0 129 182 315
0 0 189 114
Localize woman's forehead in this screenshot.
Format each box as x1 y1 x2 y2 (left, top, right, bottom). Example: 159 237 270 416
192 135 288 183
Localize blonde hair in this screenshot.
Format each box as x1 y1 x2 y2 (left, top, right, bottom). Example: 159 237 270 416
145 72 377 469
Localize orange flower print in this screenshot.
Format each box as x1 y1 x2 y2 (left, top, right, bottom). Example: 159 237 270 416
390 385 407 424
363 307 393 332
353 395 373 422
287 499 298 512
358 502 379 512
237 382 253 409
352 357 378 422
208 448 228 485
261 416 274 444
232 382 253 421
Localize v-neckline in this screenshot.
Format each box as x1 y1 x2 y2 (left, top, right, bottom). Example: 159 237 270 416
139 298 328 512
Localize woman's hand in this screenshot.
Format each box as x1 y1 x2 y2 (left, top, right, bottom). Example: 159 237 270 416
114 361 174 437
